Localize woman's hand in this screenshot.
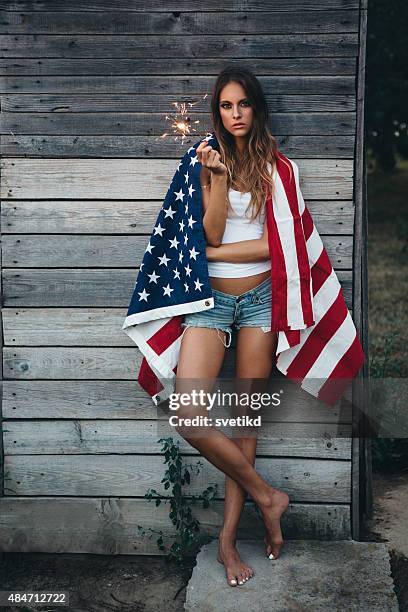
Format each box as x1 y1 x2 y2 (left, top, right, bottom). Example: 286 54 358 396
205 244 218 261
196 140 227 177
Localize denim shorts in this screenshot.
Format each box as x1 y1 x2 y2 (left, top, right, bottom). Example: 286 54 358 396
180 276 272 348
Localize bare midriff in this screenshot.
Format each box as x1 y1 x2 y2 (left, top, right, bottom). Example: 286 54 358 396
209 269 271 296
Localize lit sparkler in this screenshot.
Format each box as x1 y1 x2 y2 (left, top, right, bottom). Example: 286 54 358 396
155 93 212 145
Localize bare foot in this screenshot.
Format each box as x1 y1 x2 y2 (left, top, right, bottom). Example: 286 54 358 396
217 529 255 587
258 487 290 560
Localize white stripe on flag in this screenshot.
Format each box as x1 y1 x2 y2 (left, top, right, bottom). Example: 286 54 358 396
293 162 305 215
306 225 324 267
273 172 305 328
302 311 357 383
276 269 340 373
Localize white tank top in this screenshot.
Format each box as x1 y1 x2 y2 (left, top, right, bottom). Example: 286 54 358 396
207 189 271 278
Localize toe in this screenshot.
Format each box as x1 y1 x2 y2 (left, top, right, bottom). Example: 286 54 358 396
227 572 238 587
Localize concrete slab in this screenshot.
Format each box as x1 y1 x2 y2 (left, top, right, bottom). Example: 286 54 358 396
184 540 398 612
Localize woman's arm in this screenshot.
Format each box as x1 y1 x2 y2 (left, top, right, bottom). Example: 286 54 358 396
206 218 270 263
201 171 228 247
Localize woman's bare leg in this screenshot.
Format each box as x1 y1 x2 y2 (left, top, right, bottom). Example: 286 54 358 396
175 326 289 587
218 327 285 585
217 436 257 584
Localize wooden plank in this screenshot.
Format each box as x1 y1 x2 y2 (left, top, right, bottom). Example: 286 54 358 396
3 455 351 501
0 498 351 555
1 380 161 419
2 346 146 379
1 200 356 234
1 112 356 136
3 420 352 458
0 76 356 95
0 57 357 77
0 11 360 35
1 380 352 422
0 339 351 378
0 34 359 58
0 159 354 200
0 1 361 12
0 135 356 158
1 235 354 269
1 269 354 307
1 306 356 347
3 94 356 113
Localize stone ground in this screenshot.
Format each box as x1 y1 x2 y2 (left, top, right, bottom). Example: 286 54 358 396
362 471 408 611
0 471 407 611
185 539 398 612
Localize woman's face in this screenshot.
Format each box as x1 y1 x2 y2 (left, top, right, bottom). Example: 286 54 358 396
219 81 254 138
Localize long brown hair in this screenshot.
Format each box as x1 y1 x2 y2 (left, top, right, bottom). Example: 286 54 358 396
210 65 279 222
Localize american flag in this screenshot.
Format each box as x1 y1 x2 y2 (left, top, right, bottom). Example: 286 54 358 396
122 134 365 407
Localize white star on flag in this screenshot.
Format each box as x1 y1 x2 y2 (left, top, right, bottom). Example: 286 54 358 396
147 270 160 284
188 184 195 197
184 172 189 183
163 206 176 219
184 282 189 292
188 214 197 228
169 236 180 249
179 219 185 232
189 246 199 260
158 253 171 266
185 263 192 276
153 223 165 236
163 283 174 297
189 155 199 167
173 268 181 279
145 241 155 254
174 189 185 202
179 251 184 262
138 288 150 302
194 278 203 292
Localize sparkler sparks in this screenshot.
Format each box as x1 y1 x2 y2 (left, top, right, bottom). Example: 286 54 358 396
155 93 211 145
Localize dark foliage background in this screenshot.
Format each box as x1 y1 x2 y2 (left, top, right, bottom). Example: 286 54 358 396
367 0 408 472
366 0 408 170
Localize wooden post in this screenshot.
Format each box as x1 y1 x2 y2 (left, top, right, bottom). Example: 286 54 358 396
351 0 370 540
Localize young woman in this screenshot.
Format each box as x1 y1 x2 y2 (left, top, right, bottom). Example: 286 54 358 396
175 67 290 588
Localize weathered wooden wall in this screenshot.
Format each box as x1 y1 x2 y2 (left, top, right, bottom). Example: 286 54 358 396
0 0 367 553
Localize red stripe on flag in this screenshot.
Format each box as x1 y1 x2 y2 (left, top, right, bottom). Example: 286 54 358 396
285 288 347 379
265 183 289 331
138 357 164 397
311 250 333 295
301 205 314 240
147 315 183 354
317 335 366 405
282 329 301 349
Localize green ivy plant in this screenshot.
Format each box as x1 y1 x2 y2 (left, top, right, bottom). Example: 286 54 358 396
137 437 218 564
